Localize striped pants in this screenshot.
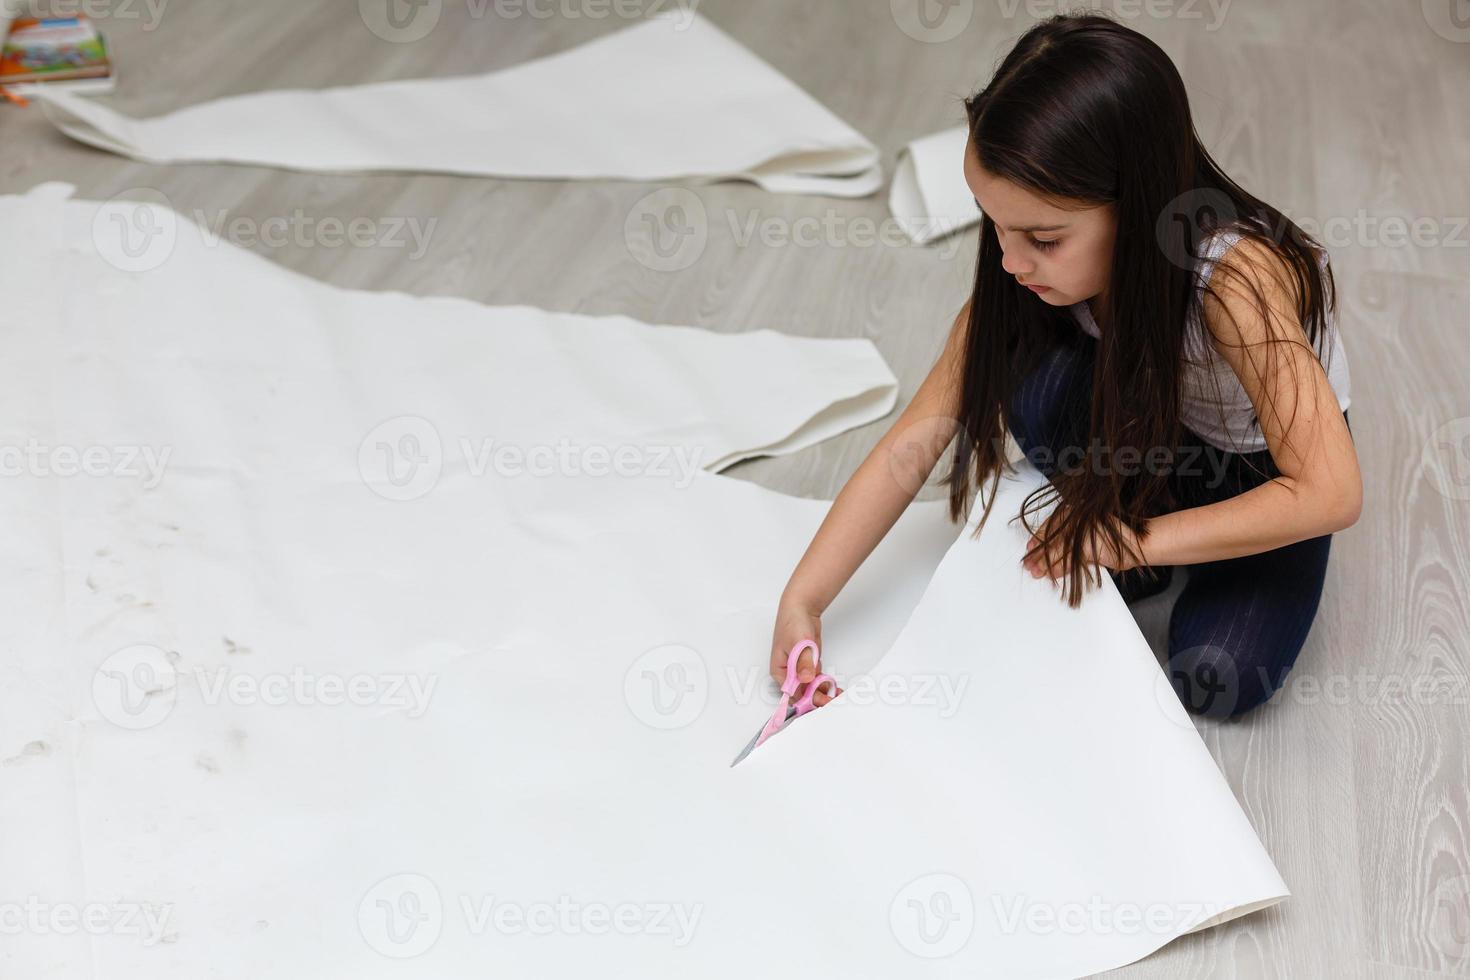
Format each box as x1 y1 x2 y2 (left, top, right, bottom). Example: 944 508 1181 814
1006 333 1351 719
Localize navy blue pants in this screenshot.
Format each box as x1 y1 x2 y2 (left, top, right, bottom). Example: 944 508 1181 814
1006 334 1350 719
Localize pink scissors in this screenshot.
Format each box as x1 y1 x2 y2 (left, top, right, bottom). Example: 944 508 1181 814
729 639 837 767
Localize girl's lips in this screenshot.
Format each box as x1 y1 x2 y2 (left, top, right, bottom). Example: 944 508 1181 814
1022 282 1050 294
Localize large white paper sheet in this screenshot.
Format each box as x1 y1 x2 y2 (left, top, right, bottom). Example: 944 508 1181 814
30 13 883 197
889 124 982 244
0 185 1286 979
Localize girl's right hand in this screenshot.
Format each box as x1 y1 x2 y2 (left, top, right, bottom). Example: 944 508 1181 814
769 601 841 706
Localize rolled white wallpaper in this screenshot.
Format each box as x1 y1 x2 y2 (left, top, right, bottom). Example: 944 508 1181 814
0 184 1287 978
30 13 883 198
889 124 983 244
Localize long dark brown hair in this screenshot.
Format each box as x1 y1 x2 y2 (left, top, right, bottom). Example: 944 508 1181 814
945 13 1338 607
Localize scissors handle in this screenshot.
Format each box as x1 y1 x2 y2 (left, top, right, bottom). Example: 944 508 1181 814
756 640 835 746
780 639 819 694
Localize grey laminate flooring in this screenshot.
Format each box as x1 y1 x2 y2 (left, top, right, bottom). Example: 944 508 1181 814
1 1 1467 976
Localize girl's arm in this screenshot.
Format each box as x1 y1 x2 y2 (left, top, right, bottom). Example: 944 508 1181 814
1137 239 1363 567
770 299 970 686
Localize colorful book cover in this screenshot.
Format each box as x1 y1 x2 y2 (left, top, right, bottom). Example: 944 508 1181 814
0 16 112 84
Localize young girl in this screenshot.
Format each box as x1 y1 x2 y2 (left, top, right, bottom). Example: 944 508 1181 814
769 13 1360 720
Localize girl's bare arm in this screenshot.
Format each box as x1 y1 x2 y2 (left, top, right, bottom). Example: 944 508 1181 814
770 299 971 686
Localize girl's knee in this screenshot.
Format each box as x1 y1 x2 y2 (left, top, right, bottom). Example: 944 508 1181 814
1164 642 1293 720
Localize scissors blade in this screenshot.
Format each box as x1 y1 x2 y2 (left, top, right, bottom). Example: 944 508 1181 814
729 725 765 768
728 705 799 768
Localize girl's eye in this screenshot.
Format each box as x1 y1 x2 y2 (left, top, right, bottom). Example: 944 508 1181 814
1030 237 1060 252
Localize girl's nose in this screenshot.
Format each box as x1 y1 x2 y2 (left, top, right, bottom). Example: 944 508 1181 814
1000 249 1033 278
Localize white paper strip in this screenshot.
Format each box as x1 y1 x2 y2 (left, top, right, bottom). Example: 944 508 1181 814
30 13 882 197
0 185 1286 979
889 124 981 244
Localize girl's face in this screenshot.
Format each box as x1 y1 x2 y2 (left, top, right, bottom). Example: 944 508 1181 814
963 139 1116 309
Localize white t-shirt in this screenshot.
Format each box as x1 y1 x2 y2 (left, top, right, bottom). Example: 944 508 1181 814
1069 229 1352 454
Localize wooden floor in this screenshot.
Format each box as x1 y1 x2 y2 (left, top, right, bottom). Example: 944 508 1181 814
2 1 1467 976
